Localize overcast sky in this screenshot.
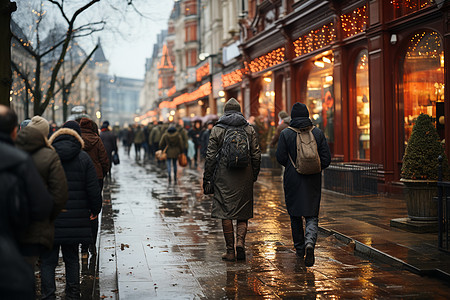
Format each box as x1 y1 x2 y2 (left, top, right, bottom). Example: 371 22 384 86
99 1 174 79
13 0 174 80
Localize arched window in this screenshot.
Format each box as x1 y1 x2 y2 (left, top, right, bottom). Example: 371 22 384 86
355 49 370 159
306 51 334 154
402 31 444 149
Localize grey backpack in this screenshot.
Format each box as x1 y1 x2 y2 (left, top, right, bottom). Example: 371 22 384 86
287 126 321 174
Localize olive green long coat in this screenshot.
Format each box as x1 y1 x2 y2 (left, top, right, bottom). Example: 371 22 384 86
159 130 184 159
203 112 261 220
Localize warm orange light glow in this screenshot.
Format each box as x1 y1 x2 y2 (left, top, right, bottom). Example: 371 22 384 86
293 23 336 57
196 62 210 82
246 47 285 73
340 6 368 39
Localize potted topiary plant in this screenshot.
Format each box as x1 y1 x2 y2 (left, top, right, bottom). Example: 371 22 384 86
401 113 449 222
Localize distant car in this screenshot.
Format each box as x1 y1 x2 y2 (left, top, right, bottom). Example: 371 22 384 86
67 105 91 121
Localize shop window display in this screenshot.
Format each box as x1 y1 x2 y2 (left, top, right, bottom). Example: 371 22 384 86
306 51 334 154
256 73 275 153
355 49 370 160
402 31 444 148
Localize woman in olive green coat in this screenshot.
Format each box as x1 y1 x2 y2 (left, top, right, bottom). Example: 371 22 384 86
203 98 261 261
15 117 68 266
159 126 184 183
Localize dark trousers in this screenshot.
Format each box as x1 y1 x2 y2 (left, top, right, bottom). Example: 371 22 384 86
82 179 102 253
166 158 177 180
289 216 319 253
41 244 80 300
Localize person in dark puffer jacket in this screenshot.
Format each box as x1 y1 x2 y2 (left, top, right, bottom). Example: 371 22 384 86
41 121 102 300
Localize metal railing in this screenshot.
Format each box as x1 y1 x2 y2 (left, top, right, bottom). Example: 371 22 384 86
437 156 449 252
323 162 381 196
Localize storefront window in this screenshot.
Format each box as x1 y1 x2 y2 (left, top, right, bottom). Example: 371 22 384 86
307 51 334 154
402 31 444 148
256 72 275 153
355 49 370 159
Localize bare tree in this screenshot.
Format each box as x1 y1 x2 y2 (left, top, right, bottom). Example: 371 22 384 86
0 0 16 106
11 0 103 116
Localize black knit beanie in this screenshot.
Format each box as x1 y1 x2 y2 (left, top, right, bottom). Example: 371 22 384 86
62 120 82 136
291 103 309 118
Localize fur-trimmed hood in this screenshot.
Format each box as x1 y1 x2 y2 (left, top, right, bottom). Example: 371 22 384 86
49 128 85 162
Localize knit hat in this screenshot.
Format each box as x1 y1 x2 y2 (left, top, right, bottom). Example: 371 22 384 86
291 103 309 118
224 98 241 113
19 119 31 130
62 120 82 136
29 116 49 137
278 111 289 120
101 120 110 129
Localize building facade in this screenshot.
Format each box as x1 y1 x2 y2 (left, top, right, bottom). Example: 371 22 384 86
137 0 450 189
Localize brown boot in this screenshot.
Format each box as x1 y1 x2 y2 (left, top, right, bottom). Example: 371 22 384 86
222 220 235 261
236 220 248 261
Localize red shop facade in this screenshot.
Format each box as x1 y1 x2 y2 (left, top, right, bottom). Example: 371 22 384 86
222 0 450 192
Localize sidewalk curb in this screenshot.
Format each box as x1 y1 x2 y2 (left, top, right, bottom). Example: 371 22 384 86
318 226 450 282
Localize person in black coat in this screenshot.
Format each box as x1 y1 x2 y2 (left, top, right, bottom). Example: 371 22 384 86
0 105 54 299
42 121 102 299
276 103 331 267
100 121 118 178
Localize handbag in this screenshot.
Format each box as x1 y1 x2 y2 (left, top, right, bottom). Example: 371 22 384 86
155 145 168 161
178 153 188 167
112 152 120 165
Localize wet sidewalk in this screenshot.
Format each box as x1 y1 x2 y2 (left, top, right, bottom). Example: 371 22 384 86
98 150 450 299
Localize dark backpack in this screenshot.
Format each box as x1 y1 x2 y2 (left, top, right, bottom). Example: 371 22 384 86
0 166 28 237
0 167 34 298
217 124 250 169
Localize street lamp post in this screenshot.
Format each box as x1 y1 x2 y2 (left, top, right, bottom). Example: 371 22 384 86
199 52 218 115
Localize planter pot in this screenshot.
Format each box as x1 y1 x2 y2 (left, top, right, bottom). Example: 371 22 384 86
401 179 438 221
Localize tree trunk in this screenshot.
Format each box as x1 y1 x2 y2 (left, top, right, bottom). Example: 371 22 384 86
0 0 16 107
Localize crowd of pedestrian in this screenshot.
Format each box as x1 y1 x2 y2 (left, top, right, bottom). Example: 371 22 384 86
1 94 332 298
117 118 216 179
0 104 118 299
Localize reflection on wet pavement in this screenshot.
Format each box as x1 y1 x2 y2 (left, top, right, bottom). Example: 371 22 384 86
98 150 450 299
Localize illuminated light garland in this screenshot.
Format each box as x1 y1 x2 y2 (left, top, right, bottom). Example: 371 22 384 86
196 62 210 82
390 0 432 10
293 23 336 57
158 82 212 109
245 47 285 73
167 85 176 97
406 31 441 58
159 100 175 109
340 6 368 39
222 68 249 88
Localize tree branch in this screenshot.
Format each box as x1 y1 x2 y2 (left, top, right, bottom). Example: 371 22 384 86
11 34 38 58
71 0 100 23
39 38 66 58
65 44 98 90
11 61 37 102
48 0 70 24
39 0 100 114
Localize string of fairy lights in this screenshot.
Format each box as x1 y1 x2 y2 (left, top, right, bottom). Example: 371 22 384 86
340 6 368 39
406 31 441 58
293 23 336 57
245 47 286 73
390 0 432 10
196 62 210 82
